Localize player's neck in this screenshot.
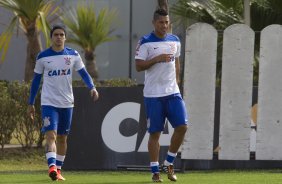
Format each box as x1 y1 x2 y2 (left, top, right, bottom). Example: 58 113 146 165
51 45 64 52
153 31 166 39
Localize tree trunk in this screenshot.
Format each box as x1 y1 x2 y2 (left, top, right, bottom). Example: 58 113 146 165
158 0 171 32
158 0 169 12
244 0 251 26
25 23 42 82
84 50 98 80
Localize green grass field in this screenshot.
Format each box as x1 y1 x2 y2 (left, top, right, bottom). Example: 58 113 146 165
1 170 282 184
1 148 282 184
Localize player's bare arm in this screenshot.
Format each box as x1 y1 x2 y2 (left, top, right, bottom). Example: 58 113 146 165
27 105 35 120
135 54 173 72
175 57 180 84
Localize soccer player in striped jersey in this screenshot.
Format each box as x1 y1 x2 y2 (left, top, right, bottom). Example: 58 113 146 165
28 25 99 181
135 9 188 182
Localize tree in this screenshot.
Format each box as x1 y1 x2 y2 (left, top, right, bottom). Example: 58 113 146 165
250 0 282 31
158 0 169 11
158 0 171 32
62 3 118 80
170 0 282 85
171 0 244 30
171 0 282 32
244 0 250 26
0 0 58 81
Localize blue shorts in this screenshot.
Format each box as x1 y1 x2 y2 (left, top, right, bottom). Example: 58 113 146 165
41 105 73 135
144 93 188 133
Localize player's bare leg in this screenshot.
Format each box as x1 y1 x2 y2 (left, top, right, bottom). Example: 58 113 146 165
56 135 68 181
169 125 188 153
56 135 67 156
45 131 58 181
148 132 161 162
148 132 163 182
162 125 188 181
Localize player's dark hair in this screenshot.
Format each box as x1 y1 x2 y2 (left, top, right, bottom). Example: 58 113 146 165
50 24 66 38
153 8 168 20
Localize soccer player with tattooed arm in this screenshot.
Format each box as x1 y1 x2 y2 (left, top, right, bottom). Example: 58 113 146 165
28 25 99 181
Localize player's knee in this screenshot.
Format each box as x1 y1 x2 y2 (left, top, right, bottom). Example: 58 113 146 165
56 135 67 145
175 125 188 135
149 132 161 142
45 131 56 142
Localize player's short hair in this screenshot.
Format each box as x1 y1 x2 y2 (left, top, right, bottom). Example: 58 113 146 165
153 8 168 20
50 24 66 38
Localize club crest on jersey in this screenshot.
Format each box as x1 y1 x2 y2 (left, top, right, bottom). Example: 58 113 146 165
169 43 176 53
64 57 71 65
48 69 71 76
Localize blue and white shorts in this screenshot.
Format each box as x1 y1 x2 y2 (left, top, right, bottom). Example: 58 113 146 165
41 105 73 135
144 93 188 133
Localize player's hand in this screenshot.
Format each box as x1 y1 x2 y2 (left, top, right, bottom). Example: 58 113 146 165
90 88 99 102
155 54 173 63
27 105 35 121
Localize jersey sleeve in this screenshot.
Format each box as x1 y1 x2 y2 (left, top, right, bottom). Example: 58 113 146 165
135 39 148 61
28 73 42 105
73 50 85 71
34 56 44 74
78 68 95 89
175 41 181 57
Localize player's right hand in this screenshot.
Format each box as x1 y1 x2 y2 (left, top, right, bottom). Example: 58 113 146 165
155 54 173 63
27 105 35 121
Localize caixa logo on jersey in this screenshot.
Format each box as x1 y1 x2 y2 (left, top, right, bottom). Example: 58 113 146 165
48 69 71 76
101 102 173 153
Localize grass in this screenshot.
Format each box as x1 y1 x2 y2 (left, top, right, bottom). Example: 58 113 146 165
1 148 282 184
0 147 45 171
1 169 282 184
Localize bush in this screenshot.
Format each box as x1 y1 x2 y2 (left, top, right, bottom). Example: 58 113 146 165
1 78 137 149
73 78 138 87
0 82 18 149
7 81 43 148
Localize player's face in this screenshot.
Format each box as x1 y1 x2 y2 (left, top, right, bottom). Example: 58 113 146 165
51 29 66 48
153 15 169 38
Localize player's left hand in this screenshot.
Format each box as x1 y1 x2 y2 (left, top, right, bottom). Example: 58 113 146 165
90 88 99 102
27 105 35 121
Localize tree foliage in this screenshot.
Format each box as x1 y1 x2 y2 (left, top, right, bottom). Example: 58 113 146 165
62 2 118 79
0 0 59 81
170 0 282 85
171 0 282 31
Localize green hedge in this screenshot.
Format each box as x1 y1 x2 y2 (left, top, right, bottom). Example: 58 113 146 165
73 78 138 87
0 78 137 149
